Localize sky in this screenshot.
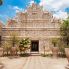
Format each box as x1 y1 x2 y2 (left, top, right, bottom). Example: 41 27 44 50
0 0 69 24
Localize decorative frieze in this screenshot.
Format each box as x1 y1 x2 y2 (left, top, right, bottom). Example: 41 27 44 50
0 3 61 51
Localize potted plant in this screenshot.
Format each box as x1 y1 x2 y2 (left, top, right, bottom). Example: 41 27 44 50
0 36 3 57
60 18 69 68
0 47 3 57
10 35 19 56
3 41 11 56
19 38 30 55
51 38 59 57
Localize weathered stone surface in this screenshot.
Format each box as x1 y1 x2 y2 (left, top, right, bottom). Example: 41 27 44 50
0 56 67 69
1 3 61 53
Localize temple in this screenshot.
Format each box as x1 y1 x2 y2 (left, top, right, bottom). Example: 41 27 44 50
0 3 61 53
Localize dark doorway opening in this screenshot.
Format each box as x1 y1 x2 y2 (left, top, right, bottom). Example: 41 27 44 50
31 40 39 52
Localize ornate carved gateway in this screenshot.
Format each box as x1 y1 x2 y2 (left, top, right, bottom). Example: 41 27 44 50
1 3 61 53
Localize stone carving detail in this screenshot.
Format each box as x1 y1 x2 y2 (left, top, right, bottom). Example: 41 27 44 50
0 3 61 49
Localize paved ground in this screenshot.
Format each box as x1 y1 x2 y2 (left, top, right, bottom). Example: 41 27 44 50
0 56 68 69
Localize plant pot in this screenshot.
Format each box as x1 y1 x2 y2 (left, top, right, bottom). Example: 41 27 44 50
52 47 59 58
0 63 4 69
65 48 69 68
10 47 17 56
0 47 3 57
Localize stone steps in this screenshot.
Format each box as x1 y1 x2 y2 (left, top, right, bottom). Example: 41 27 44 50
30 52 40 56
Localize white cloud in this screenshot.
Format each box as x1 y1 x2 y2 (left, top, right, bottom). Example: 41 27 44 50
40 0 69 10
30 1 34 4
53 11 68 19
39 0 69 19
29 0 35 6
13 6 24 13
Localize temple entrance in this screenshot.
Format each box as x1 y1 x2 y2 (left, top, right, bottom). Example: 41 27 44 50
31 40 39 52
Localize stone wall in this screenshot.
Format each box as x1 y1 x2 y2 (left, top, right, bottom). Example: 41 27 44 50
1 3 61 53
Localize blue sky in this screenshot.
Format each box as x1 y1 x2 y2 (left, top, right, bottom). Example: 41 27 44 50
0 0 69 24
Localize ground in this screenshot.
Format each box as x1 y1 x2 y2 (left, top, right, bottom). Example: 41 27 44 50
0 56 68 69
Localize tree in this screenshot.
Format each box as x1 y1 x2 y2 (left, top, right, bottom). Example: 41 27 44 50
9 32 19 56
10 35 19 47
0 0 3 5
0 0 3 47
60 18 69 47
52 38 59 47
10 32 19 47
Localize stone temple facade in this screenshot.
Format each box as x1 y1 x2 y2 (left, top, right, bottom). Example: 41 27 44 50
0 3 61 53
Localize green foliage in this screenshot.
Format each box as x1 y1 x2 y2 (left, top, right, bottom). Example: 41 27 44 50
59 42 65 54
52 38 59 47
0 0 3 5
3 41 11 49
19 38 30 48
3 41 12 55
11 36 19 47
19 38 30 54
10 33 19 47
60 18 69 47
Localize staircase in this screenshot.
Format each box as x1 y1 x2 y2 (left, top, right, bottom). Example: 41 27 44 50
30 52 40 56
